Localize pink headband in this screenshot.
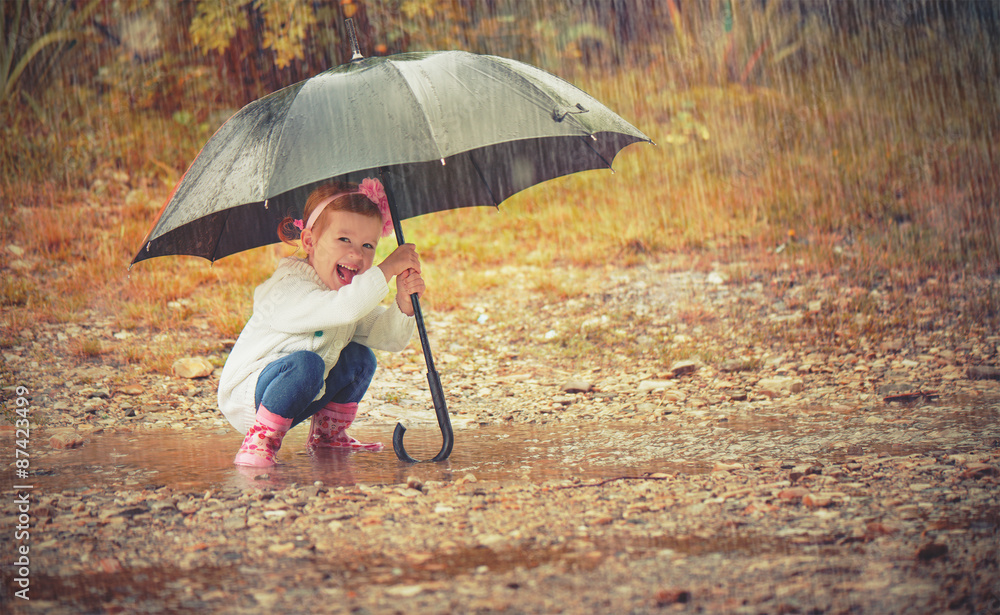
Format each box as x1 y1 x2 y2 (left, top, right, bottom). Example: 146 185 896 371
293 178 393 238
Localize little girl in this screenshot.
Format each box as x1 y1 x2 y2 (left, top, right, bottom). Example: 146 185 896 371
218 178 424 467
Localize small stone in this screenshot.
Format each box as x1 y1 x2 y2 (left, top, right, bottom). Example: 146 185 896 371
49 431 85 449
669 360 699 377
251 592 280 609
654 589 691 606
267 542 295 554
478 534 506 547
83 387 111 399
172 357 214 379
959 463 998 479
97 558 122 574
719 359 752 373
916 542 948 561
758 377 805 397
561 379 592 393
638 380 672 393
866 521 897 536
118 384 143 396
223 515 247 531
967 365 1000 380
712 462 743 472
777 487 810 501
877 382 913 396
803 493 832 508
386 585 424 598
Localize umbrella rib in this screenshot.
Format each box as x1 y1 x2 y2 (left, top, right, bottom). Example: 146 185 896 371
379 59 447 162
485 55 597 134
260 82 310 203
581 135 614 170
468 154 500 207
209 207 233 263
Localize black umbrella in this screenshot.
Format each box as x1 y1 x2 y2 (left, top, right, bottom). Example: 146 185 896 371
132 29 650 462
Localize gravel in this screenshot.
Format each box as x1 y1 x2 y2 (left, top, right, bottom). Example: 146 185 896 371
3 258 998 613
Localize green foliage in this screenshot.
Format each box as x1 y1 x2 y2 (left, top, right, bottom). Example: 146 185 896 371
189 0 318 69
1 0 101 105
258 0 318 68
664 0 830 87
189 0 249 55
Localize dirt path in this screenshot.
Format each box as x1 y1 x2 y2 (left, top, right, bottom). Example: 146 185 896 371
3 258 999 613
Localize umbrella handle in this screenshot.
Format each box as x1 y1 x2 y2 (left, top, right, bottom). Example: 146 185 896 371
392 294 455 463
379 167 454 463
392 334 454 463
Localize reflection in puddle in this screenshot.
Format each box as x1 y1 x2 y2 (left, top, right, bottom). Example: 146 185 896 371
31 424 705 493
30 397 998 493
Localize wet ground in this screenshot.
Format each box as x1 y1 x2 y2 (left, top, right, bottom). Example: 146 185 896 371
3 262 1000 613
4 396 999 614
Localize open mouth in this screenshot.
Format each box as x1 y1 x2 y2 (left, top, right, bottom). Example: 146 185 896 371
336 264 358 285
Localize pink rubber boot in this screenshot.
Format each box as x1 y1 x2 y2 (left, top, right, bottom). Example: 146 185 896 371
234 405 293 467
307 402 383 452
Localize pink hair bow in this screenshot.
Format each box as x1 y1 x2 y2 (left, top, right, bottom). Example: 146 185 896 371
358 177 393 238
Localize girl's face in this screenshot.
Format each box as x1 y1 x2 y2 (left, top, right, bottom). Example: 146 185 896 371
302 210 381 290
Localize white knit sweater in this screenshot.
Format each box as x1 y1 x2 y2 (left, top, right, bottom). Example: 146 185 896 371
218 257 415 433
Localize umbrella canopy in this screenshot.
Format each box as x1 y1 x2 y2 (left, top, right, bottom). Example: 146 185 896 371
131 50 650 265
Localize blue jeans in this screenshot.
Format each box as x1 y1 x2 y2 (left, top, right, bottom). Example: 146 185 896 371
254 344 376 428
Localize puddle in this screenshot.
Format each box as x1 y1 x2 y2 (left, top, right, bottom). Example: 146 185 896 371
28 398 998 493
29 424 709 493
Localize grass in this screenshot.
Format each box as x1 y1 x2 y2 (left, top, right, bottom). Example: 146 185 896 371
1 15 998 374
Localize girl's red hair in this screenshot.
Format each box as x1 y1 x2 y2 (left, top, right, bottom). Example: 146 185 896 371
278 182 382 246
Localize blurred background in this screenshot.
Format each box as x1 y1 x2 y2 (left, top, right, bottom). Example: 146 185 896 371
2 0 998 367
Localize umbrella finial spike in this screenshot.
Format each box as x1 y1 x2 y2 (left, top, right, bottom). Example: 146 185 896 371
346 18 364 61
